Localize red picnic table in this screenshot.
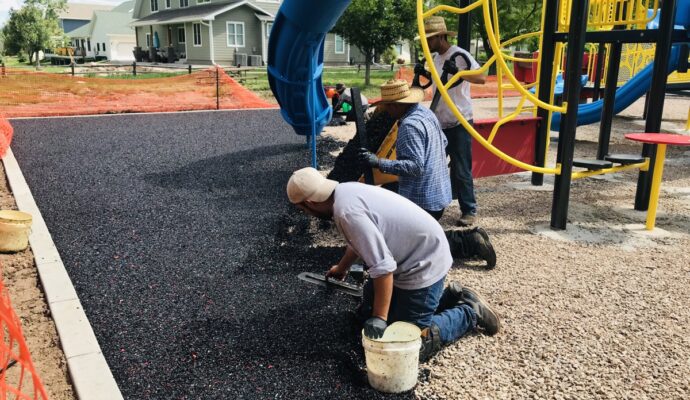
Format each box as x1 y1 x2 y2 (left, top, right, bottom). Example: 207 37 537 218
625 133 690 230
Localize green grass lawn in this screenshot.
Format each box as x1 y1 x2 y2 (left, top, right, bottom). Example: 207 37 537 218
240 66 401 100
1 56 69 74
82 71 189 79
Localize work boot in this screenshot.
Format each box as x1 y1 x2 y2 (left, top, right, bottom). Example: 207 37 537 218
419 324 442 363
445 227 497 268
457 213 478 227
462 286 501 336
436 281 464 313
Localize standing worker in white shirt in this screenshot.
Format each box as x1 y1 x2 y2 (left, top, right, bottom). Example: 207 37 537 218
422 16 487 227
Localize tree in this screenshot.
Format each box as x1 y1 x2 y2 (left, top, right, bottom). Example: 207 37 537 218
333 0 417 85
1 0 66 67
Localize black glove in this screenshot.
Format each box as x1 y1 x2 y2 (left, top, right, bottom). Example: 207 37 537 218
363 317 387 339
414 62 431 80
357 148 380 168
442 58 459 76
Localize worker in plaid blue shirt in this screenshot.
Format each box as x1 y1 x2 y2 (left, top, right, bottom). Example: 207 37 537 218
357 79 451 218
358 80 496 268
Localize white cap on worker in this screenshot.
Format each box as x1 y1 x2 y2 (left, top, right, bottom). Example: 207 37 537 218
286 167 338 204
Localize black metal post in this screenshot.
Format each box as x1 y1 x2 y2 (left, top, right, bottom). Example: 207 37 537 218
679 44 689 72
216 67 220 110
188 64 192 74
532 0 560 186
596 2 628 159
634 0 677 210
351 87 374 184
591 43 605 101
132 61 137 76
457 0 472 51
596 41 621 159
71 63 75 76
550 0 590 230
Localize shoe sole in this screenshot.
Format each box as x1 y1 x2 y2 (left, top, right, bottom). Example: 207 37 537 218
474 227 496 269
456 218 476 227
463 287 501 335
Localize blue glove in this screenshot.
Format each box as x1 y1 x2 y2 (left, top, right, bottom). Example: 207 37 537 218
357 148 380 168
363 317 387 339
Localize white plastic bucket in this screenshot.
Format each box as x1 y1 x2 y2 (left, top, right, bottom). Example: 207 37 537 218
362 321 421 393
0 210 32 253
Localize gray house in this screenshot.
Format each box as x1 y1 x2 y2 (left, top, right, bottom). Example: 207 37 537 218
130 0 364 65
59 2 116 34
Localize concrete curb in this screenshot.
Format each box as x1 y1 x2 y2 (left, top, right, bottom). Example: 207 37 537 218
2 148 123 400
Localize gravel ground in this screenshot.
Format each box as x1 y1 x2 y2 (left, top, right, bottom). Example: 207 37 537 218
9 95 690 399
317 95 690 399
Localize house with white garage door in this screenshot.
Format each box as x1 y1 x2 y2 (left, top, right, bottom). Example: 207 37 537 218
129 0 365 65
67 1 137 62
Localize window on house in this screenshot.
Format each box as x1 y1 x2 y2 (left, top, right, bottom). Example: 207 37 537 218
102 43 106 51
226 22 245 47
179 0 189 7
193 23 202 46
266 22 273 38
178 27 186 43
396 44 403 55
150 0 158 12
87 39 91 51
334 34 344 54
166 0 171 8
97 43 100 52
146 33 151 48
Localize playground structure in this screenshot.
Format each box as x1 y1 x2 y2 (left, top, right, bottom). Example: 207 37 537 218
269 0 690 230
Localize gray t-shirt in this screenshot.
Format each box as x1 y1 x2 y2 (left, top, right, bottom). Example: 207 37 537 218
333 182 452 290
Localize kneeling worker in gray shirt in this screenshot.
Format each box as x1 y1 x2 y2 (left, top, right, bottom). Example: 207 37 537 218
287 167 500 361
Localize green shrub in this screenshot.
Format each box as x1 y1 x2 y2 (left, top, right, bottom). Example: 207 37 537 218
381 47 397 65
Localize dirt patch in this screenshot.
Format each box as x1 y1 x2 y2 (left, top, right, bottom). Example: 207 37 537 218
0 67 275 118
0 163 74 399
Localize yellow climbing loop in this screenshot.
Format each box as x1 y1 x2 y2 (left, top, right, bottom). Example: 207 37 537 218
416 0 670 178
418 0 562 175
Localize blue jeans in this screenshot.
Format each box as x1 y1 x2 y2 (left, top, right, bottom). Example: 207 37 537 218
444 122 477 216
358 277 476 344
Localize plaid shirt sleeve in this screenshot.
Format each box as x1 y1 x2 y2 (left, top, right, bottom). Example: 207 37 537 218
378 119 426 177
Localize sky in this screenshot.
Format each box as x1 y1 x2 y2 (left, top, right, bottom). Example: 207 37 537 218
0 0 125 27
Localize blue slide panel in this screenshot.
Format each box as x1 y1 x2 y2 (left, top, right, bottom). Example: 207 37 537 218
267 0 352 136
674 0 689 28
550 46 681 131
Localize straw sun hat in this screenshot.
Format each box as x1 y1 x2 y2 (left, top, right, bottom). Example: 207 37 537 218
374 79 425 105
417 16 457 40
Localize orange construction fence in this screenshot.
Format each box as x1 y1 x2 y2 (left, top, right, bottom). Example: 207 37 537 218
0 115 12 157
0 66 275 118
0 266 49 400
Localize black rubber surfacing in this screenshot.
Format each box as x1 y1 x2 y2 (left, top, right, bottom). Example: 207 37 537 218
10 111 414 399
